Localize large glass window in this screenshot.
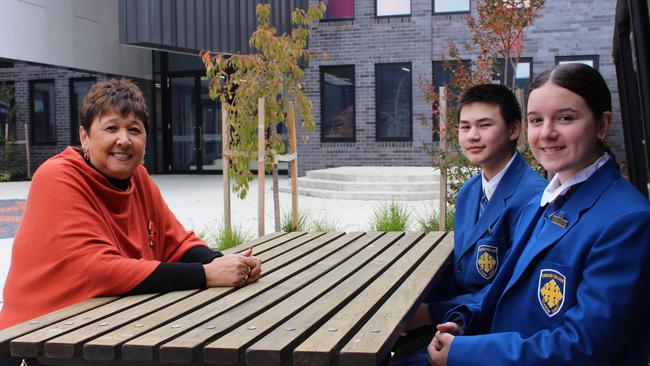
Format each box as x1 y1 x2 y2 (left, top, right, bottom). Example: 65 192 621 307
377 0 410 17
323 0 354 20
30 80 56 144
0 82 16 140
433 0 470 13
376 63 412 141
69 78 96 144
321 65 355 142
494 58 533 94
556 55 599 70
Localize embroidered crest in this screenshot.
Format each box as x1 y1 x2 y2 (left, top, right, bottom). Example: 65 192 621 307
476 245 498 279
538 269 566 317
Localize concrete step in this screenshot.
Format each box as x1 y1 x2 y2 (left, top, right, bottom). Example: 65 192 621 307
280 166 441 201
279 185 439 201
306 166 439 182
294 177 439 192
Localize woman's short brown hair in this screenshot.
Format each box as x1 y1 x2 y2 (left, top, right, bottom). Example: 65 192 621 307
79 78 149 132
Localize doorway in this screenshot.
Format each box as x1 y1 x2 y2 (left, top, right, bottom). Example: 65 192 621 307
167 74 222 173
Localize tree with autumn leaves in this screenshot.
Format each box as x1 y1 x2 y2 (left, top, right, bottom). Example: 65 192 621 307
201 2 325 199
422 0 545 205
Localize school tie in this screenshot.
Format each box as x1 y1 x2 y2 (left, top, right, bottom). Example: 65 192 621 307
479 189 489 218
544 185 579 220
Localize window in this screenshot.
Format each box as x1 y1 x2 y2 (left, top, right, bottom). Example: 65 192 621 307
376 63 412 141
556 55 599 70
376 0 410 17
494 58 533 94
321 66 355 142
0 82 16 139
0 59 14 69
433 0 470 13
323 0 353 20
69 78 96 144
432 60 470 142
30 80 56 144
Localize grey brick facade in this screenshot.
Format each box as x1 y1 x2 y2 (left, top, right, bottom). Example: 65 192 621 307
0 61 155 176
299 0 622 175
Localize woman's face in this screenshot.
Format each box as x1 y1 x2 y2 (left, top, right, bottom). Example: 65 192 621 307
527 82 610 182
80 111 146 180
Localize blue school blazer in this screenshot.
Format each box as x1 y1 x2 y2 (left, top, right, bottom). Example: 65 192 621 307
426 152 546 322
448 157 650 365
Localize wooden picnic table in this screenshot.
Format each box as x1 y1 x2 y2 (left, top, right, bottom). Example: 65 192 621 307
0 231 453 366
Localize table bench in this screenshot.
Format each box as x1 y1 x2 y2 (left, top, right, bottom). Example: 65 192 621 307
0 231 453 366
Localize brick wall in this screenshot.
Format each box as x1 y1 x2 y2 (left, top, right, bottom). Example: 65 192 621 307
0 61 156 176
300 0 621 175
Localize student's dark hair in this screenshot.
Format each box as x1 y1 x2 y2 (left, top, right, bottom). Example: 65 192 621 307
80 78 149 132
529 63 612 154
457 83 522 129
529 63 611 121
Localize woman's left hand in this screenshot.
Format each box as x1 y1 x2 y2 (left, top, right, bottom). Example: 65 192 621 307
203 247 262 287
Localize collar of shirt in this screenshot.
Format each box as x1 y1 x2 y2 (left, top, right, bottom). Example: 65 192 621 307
481 151 518 201
539 153 610 207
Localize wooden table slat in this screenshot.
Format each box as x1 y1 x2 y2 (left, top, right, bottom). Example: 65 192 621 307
221 232 289 255
120 232 345 361
44 290 198 359
201 232 397 365
243 232 430 366
0 297 117 354
339 232 454 366
10 294 159 358
291 232 444 366
82 232 325 361
158 232 369 363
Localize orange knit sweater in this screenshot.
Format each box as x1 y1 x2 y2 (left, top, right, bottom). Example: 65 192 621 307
0 147 206 329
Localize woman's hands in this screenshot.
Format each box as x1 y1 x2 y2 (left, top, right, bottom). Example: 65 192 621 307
203 248 262 287
427 322 463 366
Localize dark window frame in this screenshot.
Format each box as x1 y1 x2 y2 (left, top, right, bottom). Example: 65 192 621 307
432 0 471 14
431 60 471 143
320 65 356 143
0 81 16 137
0 58 14 69
494 57 534 93
375 62 413 142
375 0 411 18
69 77 96 145
321 0 354 21
29 79 57 145
555 55 600 70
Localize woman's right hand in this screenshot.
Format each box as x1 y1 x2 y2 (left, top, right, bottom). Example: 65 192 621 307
202 248 262 287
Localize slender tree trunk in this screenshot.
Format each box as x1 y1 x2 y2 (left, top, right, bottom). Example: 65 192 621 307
270 119 281 232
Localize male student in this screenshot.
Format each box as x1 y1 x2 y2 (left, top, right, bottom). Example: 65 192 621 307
392 83 546 362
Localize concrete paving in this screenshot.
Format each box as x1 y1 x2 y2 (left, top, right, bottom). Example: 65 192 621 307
0 174 440 305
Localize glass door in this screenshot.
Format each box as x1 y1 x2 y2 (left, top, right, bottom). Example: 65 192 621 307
169 76 198 172
200 76 221 171
168 74 222 172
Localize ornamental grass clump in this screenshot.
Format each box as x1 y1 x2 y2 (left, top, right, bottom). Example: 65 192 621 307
281 209 311 232
199 223 252 251
370 202 410 232
310 215 342 232
416 206 455 232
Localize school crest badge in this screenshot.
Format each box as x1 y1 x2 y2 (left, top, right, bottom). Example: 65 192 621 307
476 245 498 279
538 269 566 317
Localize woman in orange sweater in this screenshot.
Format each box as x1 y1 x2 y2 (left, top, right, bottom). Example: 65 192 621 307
0 79 261 335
